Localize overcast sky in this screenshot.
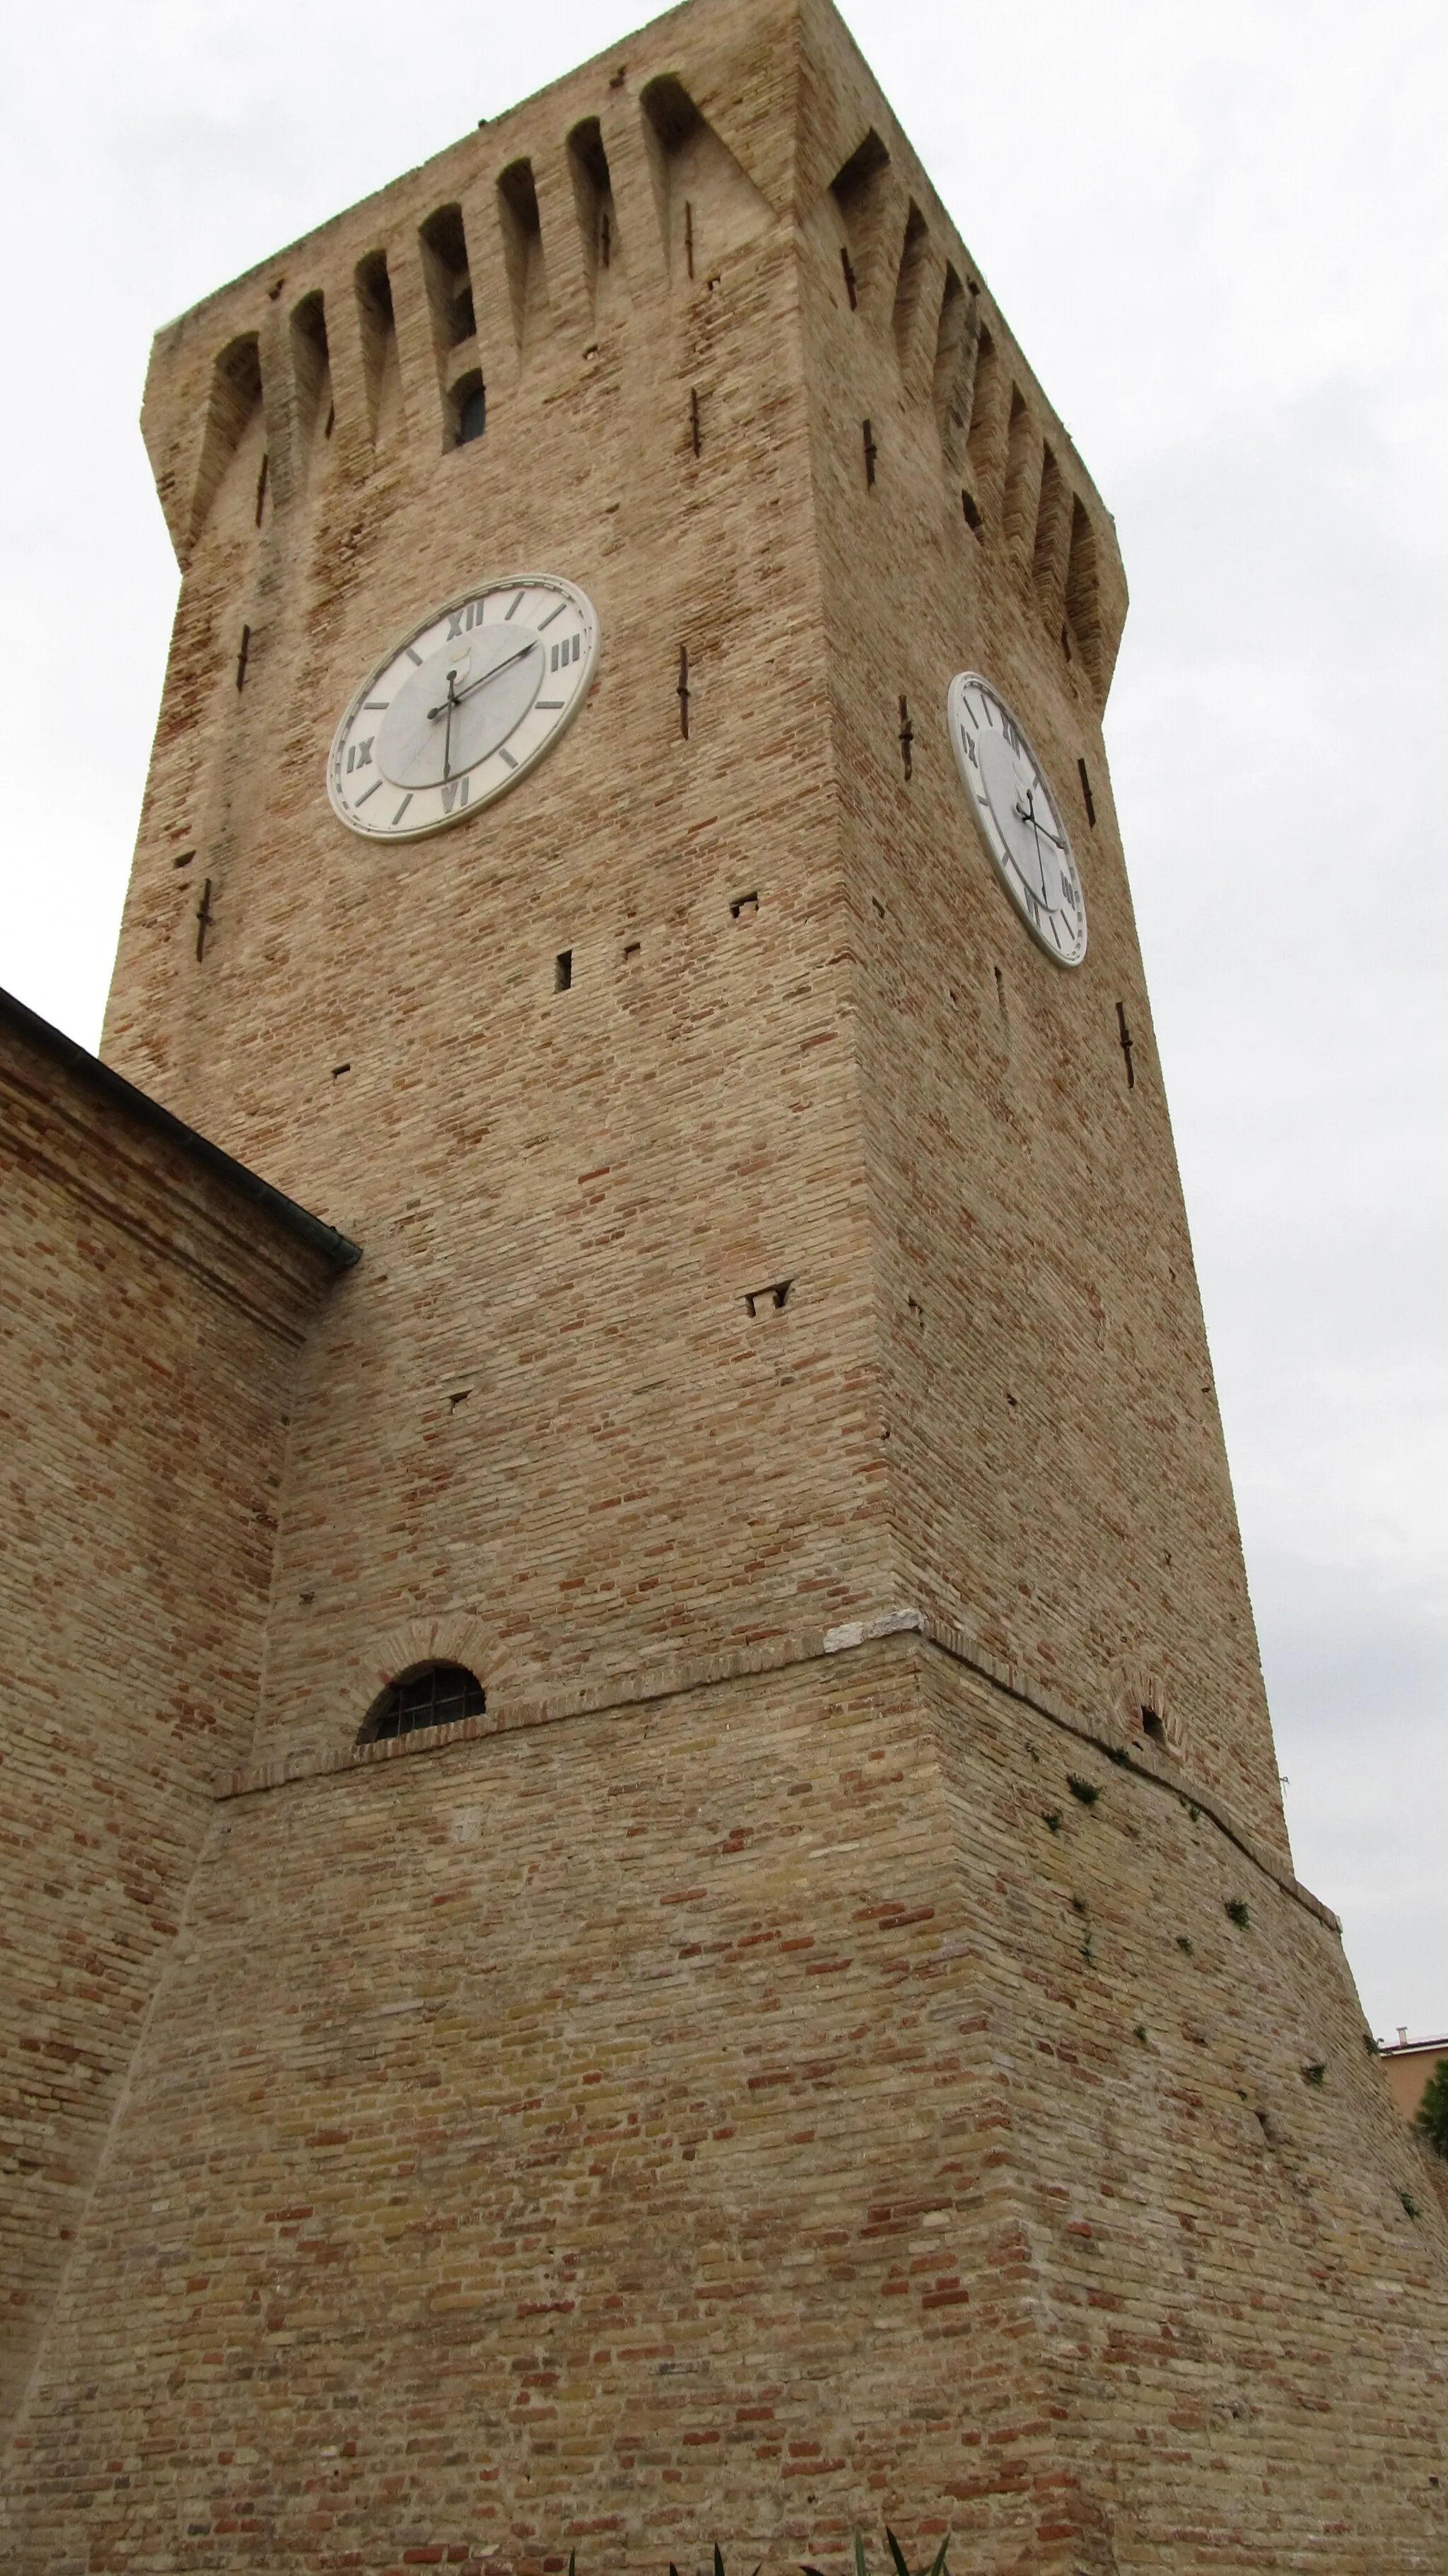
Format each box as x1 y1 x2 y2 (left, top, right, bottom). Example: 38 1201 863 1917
3 0 1444 2042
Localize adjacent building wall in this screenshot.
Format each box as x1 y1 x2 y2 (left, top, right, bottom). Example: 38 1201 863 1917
0 993 355 2435
1383 2037 1448 2121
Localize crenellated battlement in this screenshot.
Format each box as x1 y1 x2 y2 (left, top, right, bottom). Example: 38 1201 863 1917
143 0 1123 706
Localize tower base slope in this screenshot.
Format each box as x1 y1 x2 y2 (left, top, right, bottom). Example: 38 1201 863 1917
4 1638 1444 2572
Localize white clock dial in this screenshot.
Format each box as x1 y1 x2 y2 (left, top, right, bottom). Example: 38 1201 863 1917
328 573 598 841
947 672 1087 966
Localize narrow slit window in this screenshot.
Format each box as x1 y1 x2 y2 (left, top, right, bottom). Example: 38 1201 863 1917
455 373 486 446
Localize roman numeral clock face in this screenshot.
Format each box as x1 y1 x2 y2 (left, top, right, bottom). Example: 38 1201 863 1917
947 672 1087 966
328 574 598 839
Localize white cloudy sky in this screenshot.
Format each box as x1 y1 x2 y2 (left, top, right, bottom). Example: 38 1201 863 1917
3 0 1444 2039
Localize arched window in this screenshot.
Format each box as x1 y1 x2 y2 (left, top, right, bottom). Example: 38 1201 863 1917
358 1663 485 1745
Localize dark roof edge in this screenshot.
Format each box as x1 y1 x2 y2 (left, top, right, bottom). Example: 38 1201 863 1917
1 986 361 1273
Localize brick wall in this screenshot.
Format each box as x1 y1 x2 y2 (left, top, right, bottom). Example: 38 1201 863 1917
94 0 1279 1851
103 0 893 1772
4 1641 1444 2570
0 996 351 2435
785 0 1285 1860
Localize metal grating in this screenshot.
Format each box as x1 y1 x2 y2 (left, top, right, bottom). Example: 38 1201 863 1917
364 1663 486 1743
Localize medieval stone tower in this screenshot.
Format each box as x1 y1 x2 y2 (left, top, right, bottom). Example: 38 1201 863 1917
3 0 1445 2565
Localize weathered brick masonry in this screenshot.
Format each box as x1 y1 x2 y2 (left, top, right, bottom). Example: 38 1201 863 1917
5 1644 1445 2568
2 0 1445 2563
0 992 356 2431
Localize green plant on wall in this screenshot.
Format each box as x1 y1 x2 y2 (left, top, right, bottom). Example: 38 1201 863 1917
1416 2055 1448 2159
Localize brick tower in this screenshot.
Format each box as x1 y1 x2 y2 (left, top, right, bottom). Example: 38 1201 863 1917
3 0 1445 2565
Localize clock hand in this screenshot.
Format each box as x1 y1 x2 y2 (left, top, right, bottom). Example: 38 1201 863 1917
449 638 540 706
1015 788 1057 904
442 669 457 782
427 638 539 720
1015 787 1067 851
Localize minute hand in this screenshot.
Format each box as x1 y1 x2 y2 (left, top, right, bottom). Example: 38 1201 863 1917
1017 794 1065 850
428 638 539 719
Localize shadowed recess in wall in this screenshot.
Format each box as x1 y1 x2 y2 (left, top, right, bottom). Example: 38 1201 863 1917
288 290 332 484
829 126 894 310
641 73 773 283
497 158 551 363
891 200 930 371
964 322 1003 499
932 262 974 461
355 247 402 447
569 116 626 329
421 202 483 444
186 333 262 558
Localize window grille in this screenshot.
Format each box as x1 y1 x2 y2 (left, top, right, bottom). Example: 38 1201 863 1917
359 1663 485 1745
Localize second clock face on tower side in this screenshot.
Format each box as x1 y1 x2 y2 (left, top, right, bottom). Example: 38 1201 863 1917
947 672 1087 966
328 573 599 841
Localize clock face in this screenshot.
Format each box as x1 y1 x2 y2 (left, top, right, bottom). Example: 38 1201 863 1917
947 672 1087 966
328 573 598 840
